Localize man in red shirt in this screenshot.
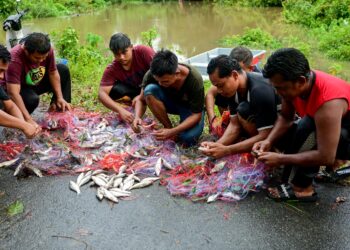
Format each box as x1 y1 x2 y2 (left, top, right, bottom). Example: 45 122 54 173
6 32 71 128
99 33 155 124
0 44 39 138
253 48 350 202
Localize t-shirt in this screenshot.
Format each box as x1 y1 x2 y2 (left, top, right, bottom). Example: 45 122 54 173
293 70 350 117
228 72 281 130
142 63 204 113
6 44 57 87
100 45 155 88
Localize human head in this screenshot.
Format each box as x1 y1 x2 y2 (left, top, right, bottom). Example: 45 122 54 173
109 33 133 66
150 49 179 87
207 55 243 98
263 48 311 100
229 46 253 72
23 32 51 64
0 44 11 80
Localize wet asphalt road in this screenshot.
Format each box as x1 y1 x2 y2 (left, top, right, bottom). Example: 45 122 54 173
0 168 349 250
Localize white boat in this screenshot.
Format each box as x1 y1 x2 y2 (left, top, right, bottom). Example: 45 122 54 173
182 48 266 80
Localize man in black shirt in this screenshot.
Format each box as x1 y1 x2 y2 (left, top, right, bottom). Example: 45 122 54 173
200 55 280 158
0 44 40 138
132 50 204 146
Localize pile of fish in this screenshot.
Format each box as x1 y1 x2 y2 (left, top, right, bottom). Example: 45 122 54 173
69 166 159 203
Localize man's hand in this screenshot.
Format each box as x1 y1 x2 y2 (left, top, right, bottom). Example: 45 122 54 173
152 128 176 141
131 117 142 133
252 139 272 153
55 98 72 112
22 123 41 139
119 109 134 124
257 152 282 167
199 141 230 159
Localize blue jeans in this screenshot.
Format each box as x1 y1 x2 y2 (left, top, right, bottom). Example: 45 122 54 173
144 83 204 146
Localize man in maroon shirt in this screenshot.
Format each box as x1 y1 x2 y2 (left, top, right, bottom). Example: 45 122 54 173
0 44 39 138
99 33 155 124
253 48 350 202
6 32 71 128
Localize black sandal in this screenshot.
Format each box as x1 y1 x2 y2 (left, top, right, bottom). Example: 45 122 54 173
267 183 318 202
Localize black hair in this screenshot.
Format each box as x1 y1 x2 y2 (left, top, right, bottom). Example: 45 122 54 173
263 48 310 82
207 55 242 78
150 49 178 77
0 44 11 63
109 33 131 54
23 32 51 54
229 46 253 68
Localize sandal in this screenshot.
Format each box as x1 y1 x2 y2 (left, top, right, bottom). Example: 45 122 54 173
267 183 318 202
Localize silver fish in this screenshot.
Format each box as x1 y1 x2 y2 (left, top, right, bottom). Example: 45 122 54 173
0 158 19 168
102 188 119 203
13 162 24 176
96 188 104 201
207 193 220 203
76 172 85 185
109 189 131 198
27 165 43 178
210 161 226 174
130 177 159 190
113 177 123 188
109 188 131 195
33 147 52 155
78 174 91 187
69 181 81 194
162 158 174 170
155 158 162 176
91 176 107 187
118 165 127 175
122 179 135 191
124 173 135 183
221 192 241 201
92 169 105 175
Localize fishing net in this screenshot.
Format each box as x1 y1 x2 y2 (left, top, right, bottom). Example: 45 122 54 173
0 108 268 202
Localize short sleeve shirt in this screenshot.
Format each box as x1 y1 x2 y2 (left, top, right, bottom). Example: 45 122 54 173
228 72 281 130
142 63 204 113
6 44 57 87
100 45 155 88
293 70 350 118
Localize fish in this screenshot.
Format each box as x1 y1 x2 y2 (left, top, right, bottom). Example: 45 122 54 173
162 158 174 170
92 169 105 175
118 165 127 175
76 172 85 185
96 188 104 201
207 193 220 203
122 179 135 191
210 161 226 174
13 162 25 176
27 165 43 178
0 158 19 168
69 181 81 194
102 188 119 203
155 158 162 176
124 173 135 183
221 192 241 201
91 176 107 187
108 189 131 198
78 174 91 187
130 177 159 190
113 177 123 188
109 188 131 195
33 148 52 155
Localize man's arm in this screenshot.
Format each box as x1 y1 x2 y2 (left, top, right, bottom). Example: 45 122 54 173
217 115 241 145
205 86 218 124
98 85 134 123
3 99 24 119
265 99 295 145
0 109 38 138
7 83 36 125
265 99 348 167
171 112 202 135
48 70 71 111
225 127 272 154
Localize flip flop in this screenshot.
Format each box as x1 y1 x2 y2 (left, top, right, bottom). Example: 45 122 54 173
267 183 318 202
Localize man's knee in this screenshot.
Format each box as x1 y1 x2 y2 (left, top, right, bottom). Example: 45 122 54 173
57 63 70 77
23 95 40 114
144 84 164 104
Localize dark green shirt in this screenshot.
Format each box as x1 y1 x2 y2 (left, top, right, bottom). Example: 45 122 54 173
142 63 204 113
